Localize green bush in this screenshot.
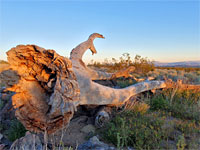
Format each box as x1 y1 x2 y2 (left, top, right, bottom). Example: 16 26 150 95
150 95 169 111
88 53 155 75
149 90 200 122
116 78 136 88
101 111 165 149
6 119 27 142
167 103 200 122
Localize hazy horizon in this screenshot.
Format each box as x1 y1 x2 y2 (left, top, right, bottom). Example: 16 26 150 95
0 0 199 63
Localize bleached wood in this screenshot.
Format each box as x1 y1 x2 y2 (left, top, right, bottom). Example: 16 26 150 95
70 33 166 106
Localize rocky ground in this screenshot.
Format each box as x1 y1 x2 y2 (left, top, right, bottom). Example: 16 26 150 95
0 89 121 150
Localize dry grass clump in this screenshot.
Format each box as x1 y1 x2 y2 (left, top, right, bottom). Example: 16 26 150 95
124 97 150 114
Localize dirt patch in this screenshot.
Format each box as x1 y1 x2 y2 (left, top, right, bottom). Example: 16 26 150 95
49 115 95 148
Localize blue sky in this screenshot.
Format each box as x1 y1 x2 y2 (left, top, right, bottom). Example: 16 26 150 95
0 0 199 63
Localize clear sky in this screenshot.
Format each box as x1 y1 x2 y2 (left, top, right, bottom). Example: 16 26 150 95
0 0 199 63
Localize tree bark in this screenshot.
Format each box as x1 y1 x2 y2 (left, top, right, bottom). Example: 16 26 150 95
5 45 80 134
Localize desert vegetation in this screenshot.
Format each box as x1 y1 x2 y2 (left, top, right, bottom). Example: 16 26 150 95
0 37 199 150
88 53 155 74
99 89 200 149
89 53 200 85
86 53 200 149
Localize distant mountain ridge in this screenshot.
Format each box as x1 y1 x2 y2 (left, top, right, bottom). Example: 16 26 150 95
154 61 200 67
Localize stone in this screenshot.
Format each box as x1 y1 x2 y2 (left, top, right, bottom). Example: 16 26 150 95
0 133 3 140
10 132 44 150
78 136 115 150
81 124 96 134
160 140 176 150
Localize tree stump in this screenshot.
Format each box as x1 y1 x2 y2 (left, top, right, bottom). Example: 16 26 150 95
6 45 80 134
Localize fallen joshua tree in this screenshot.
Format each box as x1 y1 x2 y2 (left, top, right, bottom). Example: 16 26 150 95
4 45 80 134
70 33 166 106
2 33 200 135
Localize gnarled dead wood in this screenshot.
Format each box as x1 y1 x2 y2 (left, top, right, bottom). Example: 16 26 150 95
70 33 135 80
70 33 166 106
5 33 191 135
5 45 80 134
110 66 135 79
164 79 200 92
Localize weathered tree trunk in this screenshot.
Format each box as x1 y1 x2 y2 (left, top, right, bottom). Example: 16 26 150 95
4 44 166 134
5 45 80 134
164 78 200 91
5 33 199 135
70 33 166 106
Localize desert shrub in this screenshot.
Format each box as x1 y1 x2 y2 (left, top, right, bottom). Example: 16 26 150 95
176 134 186 150
168 69 178 76
156 67 200 72
147 69 200 84
101 111 165 149
175 120 200 134
184 72 197 83
99 89 200 149
149 95 169 111
91 61 102 68
133 55 155 75
127 101 150 115
149 90 200 122
5 119 27 142
116 78 136 88
196 71 200 75
167 103 200 122
174 90 200 105
177 70 184 76
88 53 155 75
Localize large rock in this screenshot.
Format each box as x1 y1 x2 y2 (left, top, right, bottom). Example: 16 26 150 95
9 132 44 150
81 124 96 134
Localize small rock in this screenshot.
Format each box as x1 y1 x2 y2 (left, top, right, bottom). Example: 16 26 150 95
78 136 115 150
160 140 176 149
0 133 3 141
0 87 6 93
127 147 136 150
81 124 96 134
